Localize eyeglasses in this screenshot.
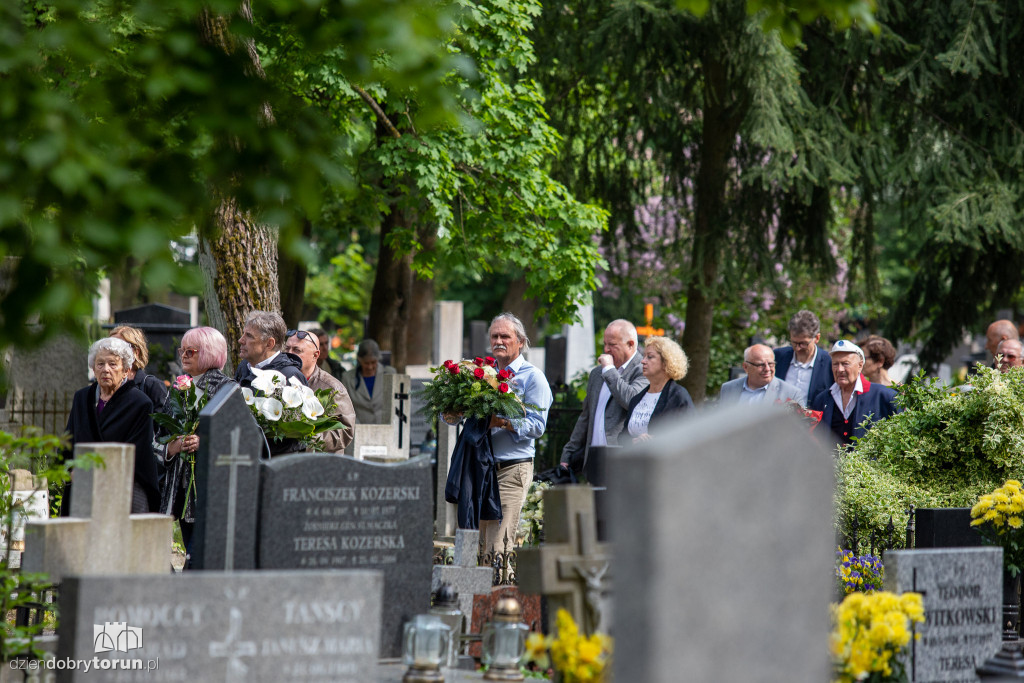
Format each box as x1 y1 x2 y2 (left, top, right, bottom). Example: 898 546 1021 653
286 329 319 352
789 340 814 349
744 361 776 369
177 347 199 360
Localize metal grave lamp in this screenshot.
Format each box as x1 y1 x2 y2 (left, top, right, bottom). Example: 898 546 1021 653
402 614 451 683
482 597 529 681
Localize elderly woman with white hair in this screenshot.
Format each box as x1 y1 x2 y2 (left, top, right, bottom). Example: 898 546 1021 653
63 337 160 514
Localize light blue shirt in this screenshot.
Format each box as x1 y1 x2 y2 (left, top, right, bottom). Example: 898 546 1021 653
490 354 552 463
739 378 769 404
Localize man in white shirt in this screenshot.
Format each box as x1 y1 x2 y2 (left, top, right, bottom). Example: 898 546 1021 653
719 344 803 405
561 320 648 474
773 310 834 407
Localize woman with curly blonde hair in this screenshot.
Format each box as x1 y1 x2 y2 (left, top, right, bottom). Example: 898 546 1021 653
621 336 694 442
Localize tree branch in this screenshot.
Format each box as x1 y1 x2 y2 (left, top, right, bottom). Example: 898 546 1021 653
353 85 402 139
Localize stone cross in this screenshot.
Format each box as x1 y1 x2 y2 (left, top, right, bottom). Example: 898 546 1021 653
347 373 413 462
209 606 258 683
518 486 611 635
22 442 172 582
215 426 252 571
393 377 410 449
432 528 493 622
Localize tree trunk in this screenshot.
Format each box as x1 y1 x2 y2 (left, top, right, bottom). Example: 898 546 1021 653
367 207 413 372
681 53 748 404
279 217 312 327
196 3 280 372
198 198 280 371
406 224 437 365
501 276 540 344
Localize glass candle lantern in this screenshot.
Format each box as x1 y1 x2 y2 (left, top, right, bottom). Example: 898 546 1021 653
482 597 528 681
402 614 450 683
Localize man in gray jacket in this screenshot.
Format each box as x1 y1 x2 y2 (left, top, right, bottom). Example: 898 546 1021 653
561 320 648 474
720 343 804 406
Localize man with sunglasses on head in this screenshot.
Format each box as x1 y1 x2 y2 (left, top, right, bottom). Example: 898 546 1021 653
235 310 308 389
284 328 356 452
719 344 803 406
773 310 834 408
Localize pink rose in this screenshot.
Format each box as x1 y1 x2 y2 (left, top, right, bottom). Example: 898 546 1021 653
174 375 193 390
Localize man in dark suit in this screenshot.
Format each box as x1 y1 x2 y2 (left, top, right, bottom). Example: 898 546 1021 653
561 320 648 474
773 310 834 407
810 339 899 446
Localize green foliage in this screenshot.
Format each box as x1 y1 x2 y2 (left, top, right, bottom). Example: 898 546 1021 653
675 0 878 46
837 367 1024 543
304 243 374 345
0 428 100 659
1 0 462 351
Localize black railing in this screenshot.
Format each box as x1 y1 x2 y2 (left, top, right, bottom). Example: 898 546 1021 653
837 507 916 557
4 390 73 437
534 382 582 473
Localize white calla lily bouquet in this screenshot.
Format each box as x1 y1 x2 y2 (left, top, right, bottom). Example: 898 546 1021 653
241 367 345 451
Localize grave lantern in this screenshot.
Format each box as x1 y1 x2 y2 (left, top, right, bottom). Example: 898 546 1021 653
402 614 450 683
430 583 463 668
482 597 529 681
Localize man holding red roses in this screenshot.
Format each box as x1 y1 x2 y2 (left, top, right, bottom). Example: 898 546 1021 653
479 313 553 554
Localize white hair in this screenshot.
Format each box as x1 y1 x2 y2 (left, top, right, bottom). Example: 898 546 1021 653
88 337 134 371
490 312 530 353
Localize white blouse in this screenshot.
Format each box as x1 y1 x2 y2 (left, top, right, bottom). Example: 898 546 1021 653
627 391 661 437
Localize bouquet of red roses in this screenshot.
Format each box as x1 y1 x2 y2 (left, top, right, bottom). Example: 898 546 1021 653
778 398 824 431
421 356 530 422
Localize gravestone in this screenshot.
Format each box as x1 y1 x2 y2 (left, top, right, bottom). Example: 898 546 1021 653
1 334 86 434
432 528 493 621
915 508 985 548
519 486 611 635
347 374 412 462
0 469 47 569
885 547 1003 682
22 443 171 582
563 301 595 384
433 301 464 365
190 385 265 571
608 403 833 682
56 570 382 682
545 335 567 385
468 320 489 358
434 422 459 539
257 453 434 658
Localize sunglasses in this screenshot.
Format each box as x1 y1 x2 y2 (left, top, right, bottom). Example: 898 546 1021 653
177 347 199 360
287 329 319 352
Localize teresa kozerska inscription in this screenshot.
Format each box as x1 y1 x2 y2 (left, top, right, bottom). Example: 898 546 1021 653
282 486 421 503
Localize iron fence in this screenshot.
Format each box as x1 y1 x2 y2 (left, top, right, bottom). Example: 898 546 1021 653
4 389 73 436
836 507 916 557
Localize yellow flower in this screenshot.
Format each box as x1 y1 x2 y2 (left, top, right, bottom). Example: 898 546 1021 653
524 632 550 668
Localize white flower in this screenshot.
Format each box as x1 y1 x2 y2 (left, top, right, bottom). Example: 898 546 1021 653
483 365 497 378
259 397 284 421
301 385 316 399
281 386 305 408
251 368 287 395
288 376 304 388
241 387 255 405
302 396 325 420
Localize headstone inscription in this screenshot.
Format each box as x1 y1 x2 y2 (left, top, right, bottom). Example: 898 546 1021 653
257 453 434 658
432 528 493 622
56 570 382 683
518 486 611 635
885 547 1003 682
607 403 834 683
190 385 264 571
22 443 171 582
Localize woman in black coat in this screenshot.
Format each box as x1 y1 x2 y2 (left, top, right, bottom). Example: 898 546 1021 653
64 337 160 513
622 336 694 443
159 326 237 560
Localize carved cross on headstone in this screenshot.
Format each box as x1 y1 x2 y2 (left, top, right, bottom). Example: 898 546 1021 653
22 442 172 582
215 426 253 572
209 606 257 683
518 486 612 635
394 378 409 449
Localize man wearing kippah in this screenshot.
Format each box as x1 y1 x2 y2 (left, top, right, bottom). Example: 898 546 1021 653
809 340 900 446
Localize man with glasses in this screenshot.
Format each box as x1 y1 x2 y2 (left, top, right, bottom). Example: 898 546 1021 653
719 344 803 405
284 329 356 452
773 310 834 407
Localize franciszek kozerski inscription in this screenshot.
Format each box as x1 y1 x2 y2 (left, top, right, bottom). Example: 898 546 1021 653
258 454 434 658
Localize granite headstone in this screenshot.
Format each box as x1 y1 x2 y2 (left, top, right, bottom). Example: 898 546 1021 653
432 528 493 621
607 403 833 682
885 547 1003 682
915 508 985 549
56 570 382 682
190 385 265 571
257 453 434 658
